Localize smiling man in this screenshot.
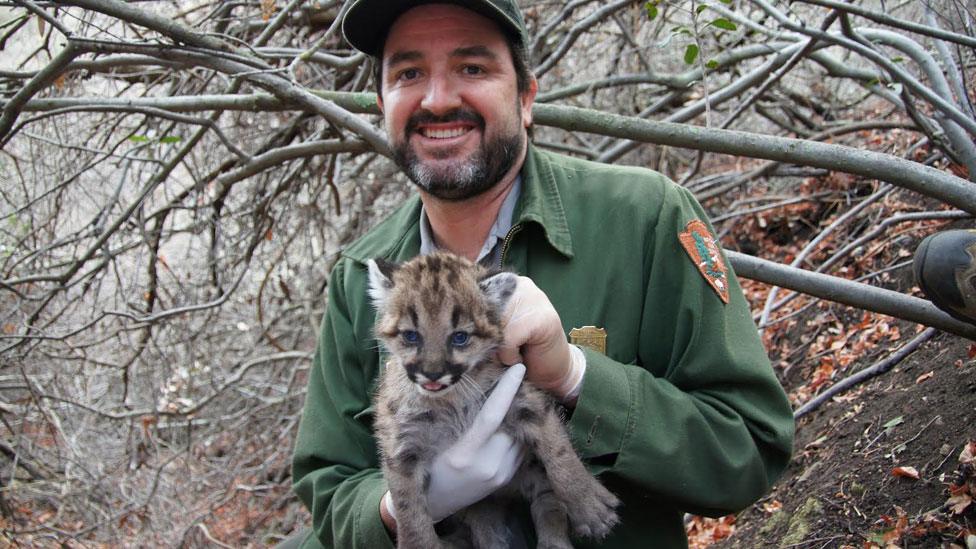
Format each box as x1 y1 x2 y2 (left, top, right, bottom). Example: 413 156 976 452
381 6 530 204
289 1 795 548
374 2 536 263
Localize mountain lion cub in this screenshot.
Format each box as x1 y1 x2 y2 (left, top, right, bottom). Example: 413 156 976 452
368 252 618 548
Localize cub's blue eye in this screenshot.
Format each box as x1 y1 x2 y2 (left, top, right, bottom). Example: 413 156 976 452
401 330 420 345
450 331 470 346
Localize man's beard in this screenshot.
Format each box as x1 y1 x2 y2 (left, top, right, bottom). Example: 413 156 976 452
392 108 523 201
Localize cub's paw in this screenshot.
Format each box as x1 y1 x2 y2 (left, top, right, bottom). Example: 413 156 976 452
568 483 620 539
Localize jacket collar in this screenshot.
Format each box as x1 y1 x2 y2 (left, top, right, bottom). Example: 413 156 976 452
342 143 574 264
516 143 574 258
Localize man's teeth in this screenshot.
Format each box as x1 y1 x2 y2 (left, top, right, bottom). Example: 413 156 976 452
423 127 469 139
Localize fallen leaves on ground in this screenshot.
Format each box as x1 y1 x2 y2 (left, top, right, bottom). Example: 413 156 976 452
945 442 976 517
864 505 909 548
686 515 736 548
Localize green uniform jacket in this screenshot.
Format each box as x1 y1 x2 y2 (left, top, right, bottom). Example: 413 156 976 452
292 145 795 548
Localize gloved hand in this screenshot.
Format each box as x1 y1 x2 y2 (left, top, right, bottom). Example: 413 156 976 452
383 363 527 523
497 276 585 402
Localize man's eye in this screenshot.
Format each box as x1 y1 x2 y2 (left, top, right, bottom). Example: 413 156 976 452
401 330 421 344
397 68 420 81
462 65 483 76
450 331 470 346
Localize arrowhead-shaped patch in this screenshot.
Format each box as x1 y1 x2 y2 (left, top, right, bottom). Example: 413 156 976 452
679 219 730 304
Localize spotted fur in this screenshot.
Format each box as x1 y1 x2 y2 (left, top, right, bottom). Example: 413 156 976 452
369 252 619 549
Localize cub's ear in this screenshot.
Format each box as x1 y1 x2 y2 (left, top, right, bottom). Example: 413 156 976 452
479 271 519 310
367 258 397 308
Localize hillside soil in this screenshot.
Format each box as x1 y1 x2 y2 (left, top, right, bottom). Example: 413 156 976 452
712 331 976 548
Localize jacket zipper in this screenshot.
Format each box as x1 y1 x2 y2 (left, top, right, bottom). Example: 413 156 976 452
498 224 523 268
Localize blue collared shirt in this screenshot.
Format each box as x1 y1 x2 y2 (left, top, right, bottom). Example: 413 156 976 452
418 176 522 265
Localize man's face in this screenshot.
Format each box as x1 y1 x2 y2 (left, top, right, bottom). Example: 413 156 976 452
377 4 536 201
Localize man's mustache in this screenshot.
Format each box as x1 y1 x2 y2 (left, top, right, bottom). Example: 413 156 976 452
405 109 485 135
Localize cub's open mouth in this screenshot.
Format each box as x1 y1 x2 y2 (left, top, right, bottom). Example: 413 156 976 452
421 382 447 392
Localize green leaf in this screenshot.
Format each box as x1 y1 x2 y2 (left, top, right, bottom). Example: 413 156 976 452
711 17 737 31
696 4 708 15
671 25 693 36
159 136 182 144
706 59 719 69
684 43 699 65
645 2 658 20
718 0 733 3
891 56 904 63
883 416 904 430
128 135 150 143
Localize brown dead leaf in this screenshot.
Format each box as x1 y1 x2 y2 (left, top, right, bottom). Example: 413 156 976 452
949 482 970 497
2 323 15 335
891 467 919 480
949 163 970 179
888 506 909 542
914 371 934 384
686 514 736 548
261 0 277 21
809 357 835 392
762 500 783 514
892 466 920 480
140 415 157 438
967 344 976 360
946 493 972 515
959 441 976 465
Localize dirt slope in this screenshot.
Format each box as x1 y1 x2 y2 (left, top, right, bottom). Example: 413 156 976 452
712 331 976 548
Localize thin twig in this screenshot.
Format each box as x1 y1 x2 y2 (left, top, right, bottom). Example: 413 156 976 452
794 328 938 419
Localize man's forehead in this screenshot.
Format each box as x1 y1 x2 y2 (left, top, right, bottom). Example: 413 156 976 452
385 45 500 68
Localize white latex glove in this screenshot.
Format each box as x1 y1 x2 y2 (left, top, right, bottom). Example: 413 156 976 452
497 276 586 402
384 363 526 523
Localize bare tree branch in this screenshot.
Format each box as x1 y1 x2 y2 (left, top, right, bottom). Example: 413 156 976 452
728 252 976 341
795 0 976 49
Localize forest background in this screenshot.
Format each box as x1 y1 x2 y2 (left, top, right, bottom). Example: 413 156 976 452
1 0 975 547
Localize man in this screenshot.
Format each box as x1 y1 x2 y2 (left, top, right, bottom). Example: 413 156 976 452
290 1 795 547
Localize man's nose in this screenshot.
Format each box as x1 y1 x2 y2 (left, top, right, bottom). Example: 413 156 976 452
420 74 462 115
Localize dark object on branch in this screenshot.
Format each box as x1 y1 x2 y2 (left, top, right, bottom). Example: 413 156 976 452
914 230 976 325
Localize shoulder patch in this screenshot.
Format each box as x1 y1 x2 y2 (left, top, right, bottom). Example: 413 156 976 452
678 219 730 304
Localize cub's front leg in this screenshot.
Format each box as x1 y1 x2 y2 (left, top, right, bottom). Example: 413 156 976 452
380 433 444 548
510 395 620 540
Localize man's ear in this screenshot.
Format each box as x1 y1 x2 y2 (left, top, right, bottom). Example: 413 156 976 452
520 75 538 127
375 58 385 113
367 258 397 308
479 271 519 311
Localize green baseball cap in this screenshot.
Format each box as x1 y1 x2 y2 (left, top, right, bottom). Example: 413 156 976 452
341 0 528 57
